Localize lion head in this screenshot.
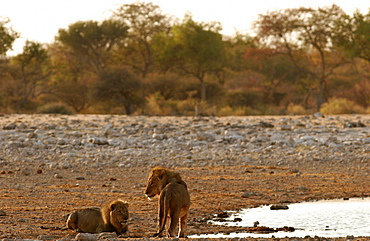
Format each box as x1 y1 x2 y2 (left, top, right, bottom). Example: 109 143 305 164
102 199 129 234
145 167 186 199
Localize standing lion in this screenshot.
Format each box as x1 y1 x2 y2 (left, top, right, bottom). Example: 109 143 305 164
145 167 190 238
66 199 129 235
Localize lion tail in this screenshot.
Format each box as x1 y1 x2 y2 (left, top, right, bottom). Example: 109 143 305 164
154 189 170 237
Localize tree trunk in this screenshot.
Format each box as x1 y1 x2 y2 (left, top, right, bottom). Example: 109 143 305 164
200 80 206 101
316 78 326 111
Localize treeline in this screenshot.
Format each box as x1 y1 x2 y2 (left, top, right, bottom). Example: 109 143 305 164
0 2 369 116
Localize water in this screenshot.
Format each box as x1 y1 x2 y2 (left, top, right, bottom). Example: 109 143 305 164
192 198 370 238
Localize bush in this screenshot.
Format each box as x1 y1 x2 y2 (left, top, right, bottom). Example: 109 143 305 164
145 92 179 116
287 103 306 115
218 106 247 116
227 89 263 108
36 103 73 115
320 97 365 114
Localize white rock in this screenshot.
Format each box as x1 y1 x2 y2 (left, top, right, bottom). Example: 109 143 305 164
301 136 316 141
75 233 98 241
362 138 370 144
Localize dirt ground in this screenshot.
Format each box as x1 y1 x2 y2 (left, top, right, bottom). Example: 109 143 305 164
0 115 370 240
1 164 369 240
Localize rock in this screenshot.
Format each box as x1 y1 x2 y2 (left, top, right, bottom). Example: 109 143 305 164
98 232 118 239
22 169 31 176
0 209 6 216
241 192 257 198
88 136 109 145
37 235 53 240
75 233 98 241
313 112 324 118
344 121 366 128
196 132 216 142
270 204 289 210
257 121 274 128
3 123 17 130
54 173 63 179
362 138 370 144
300 136 316 141
152 133 167 140
216 211 229 218
270 133 285 141
279 125 292 131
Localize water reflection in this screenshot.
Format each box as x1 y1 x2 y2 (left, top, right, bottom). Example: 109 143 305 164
193 197 370 238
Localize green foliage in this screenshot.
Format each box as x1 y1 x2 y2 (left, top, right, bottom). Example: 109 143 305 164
95 68 144 114
145 92 179 116
14 41 49 70
146 74 182 100
153 14 226 100
36 103 73 115
56 19 128 74
0 18 19 56
287 103 307 115
227 89 263 108
333 9 370 63
320 97 366 114
6 41 51 113
0 4 369 116
254 5 349 111
218 106 247 116
113 2 171 77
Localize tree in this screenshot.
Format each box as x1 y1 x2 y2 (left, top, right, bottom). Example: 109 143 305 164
254 5 348 111
6 41 51 112
56 19 128 75
223 33 254 71
48 44 94 113
95 68 144 114
333 9 370 63
112 2 172 78
0 18 19 56
153 15 226 101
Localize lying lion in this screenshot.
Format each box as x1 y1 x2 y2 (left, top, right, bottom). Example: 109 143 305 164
145 167 190 238
66 199 129 235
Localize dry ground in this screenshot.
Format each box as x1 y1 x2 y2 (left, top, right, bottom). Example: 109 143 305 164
1 164 369 240
0 114 369 240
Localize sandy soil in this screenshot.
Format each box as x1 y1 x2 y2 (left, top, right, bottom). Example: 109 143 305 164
0 114 369 241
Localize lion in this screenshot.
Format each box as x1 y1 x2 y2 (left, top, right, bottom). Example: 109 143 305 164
66 199 129 235
145 167 190 238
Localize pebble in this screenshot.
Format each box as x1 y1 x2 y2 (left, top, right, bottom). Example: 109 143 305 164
54 173 63 179
0 114 369 172
0 209 6 216
75 233 98 241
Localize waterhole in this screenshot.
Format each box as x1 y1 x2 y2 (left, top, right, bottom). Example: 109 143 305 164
192 197 370 238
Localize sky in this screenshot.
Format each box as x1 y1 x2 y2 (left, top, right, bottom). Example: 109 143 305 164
0 0 369 56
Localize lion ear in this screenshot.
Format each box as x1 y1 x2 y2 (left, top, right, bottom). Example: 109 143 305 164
156 169 165 179
111 204 116 211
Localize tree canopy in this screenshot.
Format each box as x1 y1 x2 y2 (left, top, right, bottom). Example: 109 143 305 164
0 3 369 116
0 18 19 56
154 15 226 101
56 19 128 75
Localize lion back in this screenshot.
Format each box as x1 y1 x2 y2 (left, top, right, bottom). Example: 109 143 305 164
66 207 104 233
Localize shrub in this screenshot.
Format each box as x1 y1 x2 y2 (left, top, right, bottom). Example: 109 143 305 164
287 103 306 115
320 97 365 114
218 106 247 116
145 92 179 116
227 89 263 108
36 103 73 115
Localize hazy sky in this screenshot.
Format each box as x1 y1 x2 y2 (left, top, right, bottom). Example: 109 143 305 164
1 0 369 55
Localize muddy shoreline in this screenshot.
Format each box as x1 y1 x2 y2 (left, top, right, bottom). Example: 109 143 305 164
0 114 369 240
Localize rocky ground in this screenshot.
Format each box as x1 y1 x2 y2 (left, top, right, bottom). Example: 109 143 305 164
0 114 369 241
